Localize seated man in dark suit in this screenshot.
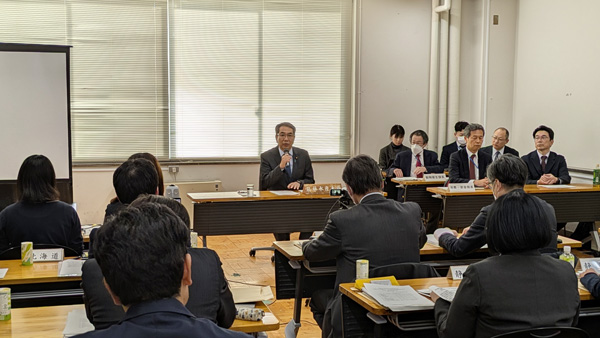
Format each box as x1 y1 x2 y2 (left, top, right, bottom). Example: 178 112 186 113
435 154 557 257
74 202 246 338
521 125 570 185
82 195 235 330
440 120 469 169
448 123 493 187
389 129 444 179
481 127 519 161
379 124 410 200
302 155 426 337
260 122 315 240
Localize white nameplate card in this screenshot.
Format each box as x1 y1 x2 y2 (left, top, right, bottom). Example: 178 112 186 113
579 258 600 272
447 265 469 280
423 174 447 182
33 248 64 262
448 182 475 193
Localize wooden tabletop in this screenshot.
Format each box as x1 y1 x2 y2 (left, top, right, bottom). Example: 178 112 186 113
391 178 447 186
427 183 600 196
0 302 279 337
188 190 337 203
0 259 81 286
339 276 593 316
274 235 580 260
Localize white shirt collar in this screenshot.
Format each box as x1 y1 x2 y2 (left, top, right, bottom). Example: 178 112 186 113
359 192 383 204
466 148 478 160
493 146 505 155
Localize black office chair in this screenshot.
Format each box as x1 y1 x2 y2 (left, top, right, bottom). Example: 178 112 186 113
0 244 80 260
491 327 589 338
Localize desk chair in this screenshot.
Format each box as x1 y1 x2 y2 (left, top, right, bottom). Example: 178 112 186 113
0 244 80 260
491 327 589 338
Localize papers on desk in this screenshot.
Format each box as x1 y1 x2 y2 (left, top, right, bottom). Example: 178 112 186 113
538 185 576 189
231 285 274 304
62 309 94 337
394 177 418 182
58 259 84 277
417 285 458 302
269 190 299 196
361 283 434 311
426 234 487 249
0 268 7 279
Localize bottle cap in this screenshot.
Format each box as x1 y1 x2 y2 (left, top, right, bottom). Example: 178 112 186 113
564 245 571 254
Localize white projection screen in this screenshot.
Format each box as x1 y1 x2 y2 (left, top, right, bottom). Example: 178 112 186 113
0 44 71 181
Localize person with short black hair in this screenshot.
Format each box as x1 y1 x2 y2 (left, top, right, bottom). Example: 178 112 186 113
128 153 165 195
440 121 470 168
481 127 519 161
448 123 492 187
259 122 315 240
379 124 410 200
521 125 570 185
302 154 426 337
103 158 159 222
0 155 83 255
74 203 246 338
435 154 557 257
433 190 579 338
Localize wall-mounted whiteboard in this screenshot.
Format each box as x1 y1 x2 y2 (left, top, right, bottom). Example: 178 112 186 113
0 44 71 180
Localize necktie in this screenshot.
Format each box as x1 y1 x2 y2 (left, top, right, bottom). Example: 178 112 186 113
541 155 547 173
494 151 500 161
416 154 423 178
469 154 476 180
285 164 292 177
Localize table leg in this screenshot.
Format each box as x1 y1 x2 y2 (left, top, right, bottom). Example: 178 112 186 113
289 260 304 334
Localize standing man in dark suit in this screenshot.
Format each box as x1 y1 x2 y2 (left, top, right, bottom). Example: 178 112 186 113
389 129 444 179
440 121 470 169
435 154 558 257
260 122 315 240
302 155 426 337
521 125 570 185
448 123 493 186
481 127 519 161
74 203 247 338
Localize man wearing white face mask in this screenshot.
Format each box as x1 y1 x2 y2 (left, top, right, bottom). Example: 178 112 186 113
434 154 558 257
440 121 470 169
389 130 444 179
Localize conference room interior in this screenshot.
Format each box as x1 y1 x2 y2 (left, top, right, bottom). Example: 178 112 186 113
2 1 600 337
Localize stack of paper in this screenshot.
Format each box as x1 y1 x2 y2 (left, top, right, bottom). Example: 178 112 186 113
231 285 274 304
361 284 434 311
428 286 458 302
62 309 94 337
58 259 84 277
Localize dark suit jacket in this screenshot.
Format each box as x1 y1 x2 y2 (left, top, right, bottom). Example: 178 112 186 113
522 150 571 185
82 248 235 330
438 192 558 257
74 298 247 338
481 145 519 159
389 149 444 178
378 142 409 170
448 148 493 183
302 193 426 291
440 142 462 169
435 252 579 338
259 146 315 190
581 273 600 298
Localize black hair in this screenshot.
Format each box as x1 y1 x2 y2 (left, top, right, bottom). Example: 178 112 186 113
128 153 164 195
533 125 554 140
494 127 510 139
409 130 429 145
130 194 190 228
93 203 190 306
486 190 552 254
464 123 485 138
342 155 382 195
389 125 405 138
17 154 59 203
486 154 527 188
275 122 296 134
454 121 469 133
113 158 159 204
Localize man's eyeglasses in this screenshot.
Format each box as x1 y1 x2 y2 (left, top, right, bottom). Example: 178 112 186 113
492 136 506 142
277 133 295 139
534 135 549 140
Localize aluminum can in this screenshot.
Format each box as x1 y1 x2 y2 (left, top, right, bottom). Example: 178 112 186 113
0 288 10 321
21 241 33 266
356 259 369 280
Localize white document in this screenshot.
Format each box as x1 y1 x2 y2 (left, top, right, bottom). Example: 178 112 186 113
538 185 575 189
231 285 274 304
429 285 458 302
394 177 418 182
426 234 439 247
362 284 434 312
58 259 84 277
62 309 94 337
0 268 7 279
270 190 299 196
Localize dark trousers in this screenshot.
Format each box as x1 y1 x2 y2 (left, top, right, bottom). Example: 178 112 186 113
309 289 333 329
273 232 312 241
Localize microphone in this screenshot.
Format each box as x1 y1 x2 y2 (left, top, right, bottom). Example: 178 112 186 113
284 150 290 166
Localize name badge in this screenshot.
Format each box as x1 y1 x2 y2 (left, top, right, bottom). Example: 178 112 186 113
448 182 475 193
447 265 469 280
33 248 64 262
423 173 447 182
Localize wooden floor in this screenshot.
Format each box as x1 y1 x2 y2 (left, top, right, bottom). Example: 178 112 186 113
207 233 321 338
